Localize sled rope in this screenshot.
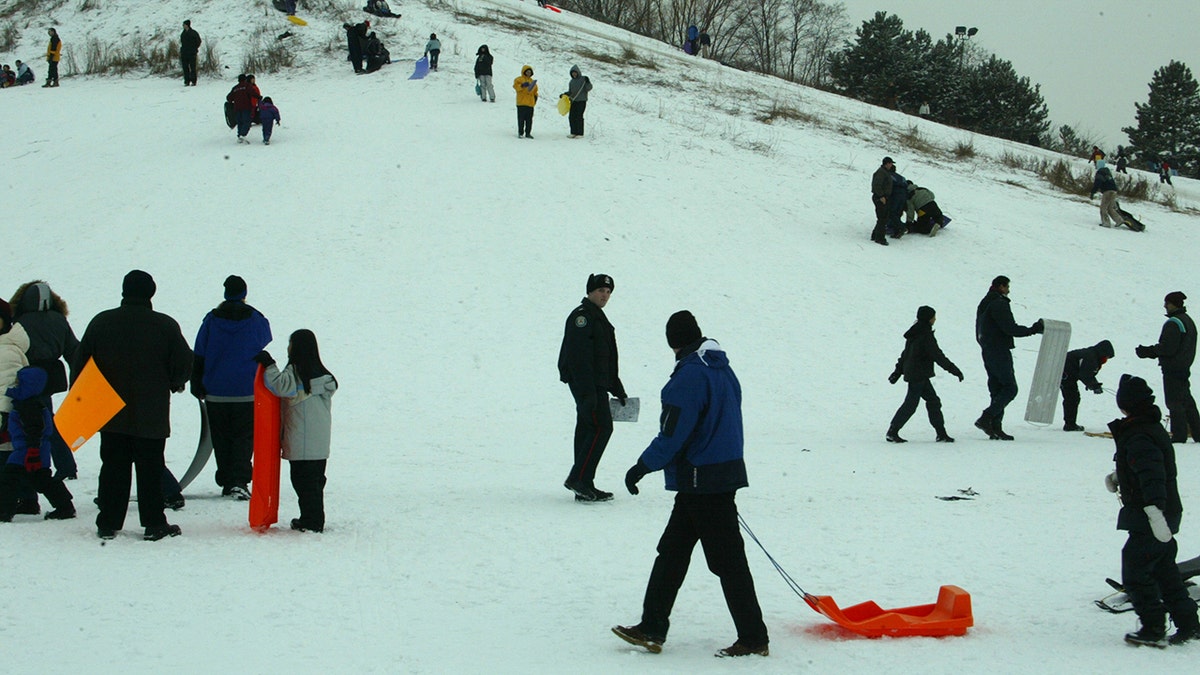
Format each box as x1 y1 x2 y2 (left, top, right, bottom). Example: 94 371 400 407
738 514 815 601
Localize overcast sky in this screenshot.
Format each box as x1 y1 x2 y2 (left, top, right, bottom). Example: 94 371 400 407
835 0 1200 150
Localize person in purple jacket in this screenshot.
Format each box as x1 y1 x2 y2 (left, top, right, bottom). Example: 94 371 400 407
258 97 281 145
190 276 271 500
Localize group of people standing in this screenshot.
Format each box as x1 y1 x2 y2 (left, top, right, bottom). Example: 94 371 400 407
0 272 336 539
869 157 946 245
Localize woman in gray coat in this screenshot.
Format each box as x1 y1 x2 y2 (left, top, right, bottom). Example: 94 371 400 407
258 329 337 533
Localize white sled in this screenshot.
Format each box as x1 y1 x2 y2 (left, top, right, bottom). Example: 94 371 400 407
1024 319 1071 424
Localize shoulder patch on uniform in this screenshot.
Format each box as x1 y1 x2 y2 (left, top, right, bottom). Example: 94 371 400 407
575 316 588 328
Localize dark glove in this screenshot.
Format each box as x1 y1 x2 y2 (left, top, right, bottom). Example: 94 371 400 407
253 351 276 367
190 380 206 400
1135 345 1155 359
1090 384 1104 394
1031 319 1045 334
625 460 650 495
888 371 900 385
956 372 965 382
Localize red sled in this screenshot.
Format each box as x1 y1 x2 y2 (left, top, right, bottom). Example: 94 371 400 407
249 365 282 532
804 585 973 637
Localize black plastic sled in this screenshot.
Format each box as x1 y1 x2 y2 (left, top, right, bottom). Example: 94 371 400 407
224 100 235 129
1117 206 1146 232
1096 554 1200 612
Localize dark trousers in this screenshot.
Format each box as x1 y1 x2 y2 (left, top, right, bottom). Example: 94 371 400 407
236 109 252 138
290 459 327 529
208 401 254 488
96 432 168 530
981 347 1017 425
1060 379 1081 426
889 379 945 433
907 201 944 234
181 53 198 84
640 492 769 646
40 393 77 479
1122 531 1199 632
0 449 37 503
349 46 364 72
517 105 534 136
870 196 888 240
1162 370 1200 442
568 385 612 487
0 465 72 516
428 49 440 69
569 100 587 135
47 60 58 84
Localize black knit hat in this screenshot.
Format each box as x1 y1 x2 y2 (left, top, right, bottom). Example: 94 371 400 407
917 305 936 323
882 156 894 165
1165 291 1186 308
992 275 1010 288
224 274 247 301
586 274 614 293
1116 374 1155 413
666 310 702 349
122 270 156 300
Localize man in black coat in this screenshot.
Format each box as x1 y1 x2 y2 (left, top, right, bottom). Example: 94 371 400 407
75 271 193 541
1107 375 1199 646
1061 340 1114 431
869 156 895 246
1137 291 1200 443
343 21 370 73
180 20 201 86
974 275 1043 440
557 273 627 502
886 306 963 443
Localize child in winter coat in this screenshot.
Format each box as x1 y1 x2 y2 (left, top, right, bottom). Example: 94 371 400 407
0 367 76 522
258 97 281 145
886 306 963 443
424 33 441 71
513 65 538 138
256 329 337 533
1060 340 1114 431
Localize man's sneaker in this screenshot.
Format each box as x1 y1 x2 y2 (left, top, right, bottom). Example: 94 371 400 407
612 625 663 654
885 429 907 443
97 528 118 540
164 494 186 510
228 485 251 501
291 518 324 533
1169 623 1200 645
929 223 941 237
1125 626 1167 648
715 640 769 657
144 524 182 541
935 432 956 443
44 508 76 520
1063 423 1085 432
564 478 588 498
15 499 41 515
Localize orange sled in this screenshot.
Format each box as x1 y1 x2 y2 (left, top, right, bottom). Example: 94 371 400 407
804 585 973 637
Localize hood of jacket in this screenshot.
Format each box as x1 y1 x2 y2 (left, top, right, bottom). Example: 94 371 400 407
6 364 48 402
903 320 933 341
1093 339 1115 360
12 280 67 317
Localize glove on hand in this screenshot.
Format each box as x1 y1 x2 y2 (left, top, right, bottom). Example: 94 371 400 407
957 373 965 382
1090 384 1104 394
1144 505 1173 542
253 351 276 367
625 461 650 495
1104 471 1118 493
1031 319 1045 334
617 393 628 406
888 372 900 385
1135 345 1154 359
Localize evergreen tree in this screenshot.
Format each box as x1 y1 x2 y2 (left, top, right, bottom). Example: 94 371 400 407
956 56 1049 143
828 12 924 109
1123 60 1200 177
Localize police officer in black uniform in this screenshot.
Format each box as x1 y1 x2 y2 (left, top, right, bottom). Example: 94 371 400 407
558 274 627 502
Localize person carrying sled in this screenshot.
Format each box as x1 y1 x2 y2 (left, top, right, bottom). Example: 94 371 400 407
1060 340 1114 431
1106 374 1200 647
513 65 538 138
1091 166 1125 228
904 181 946 236
1136 291 1200 443
562 65 592 137
886 306 963 443
44 28 61 88
180 20 201 86
475 45 495 102
614 311 769 658
975 275 1044 440
226 74 258 143
0 367 76 523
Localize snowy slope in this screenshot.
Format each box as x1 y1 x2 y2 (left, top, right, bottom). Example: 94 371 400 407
2 1 1200 672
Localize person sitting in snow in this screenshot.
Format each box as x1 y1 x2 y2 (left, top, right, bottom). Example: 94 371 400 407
0 366 76 522
1060 340 1114 431
1 65 15 88
15 60 34 85
364 0 400 17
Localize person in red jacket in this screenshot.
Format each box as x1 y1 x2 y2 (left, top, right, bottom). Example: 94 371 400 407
226 74 260 143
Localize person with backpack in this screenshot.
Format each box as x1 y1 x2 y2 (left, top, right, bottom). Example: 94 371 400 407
886 306 963 443
562 65 592 138
474 45 495 102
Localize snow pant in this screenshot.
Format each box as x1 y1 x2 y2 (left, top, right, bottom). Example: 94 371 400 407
208 401 254 489
1099 190 1123 227
517 105 534 137
349 46 364 73
889 379 945 433
1060 378 1082 426
981 347 1017 427
95 433 169 530
569 99 587 136
567 384 612 488
0 465 72 518
46 60 58 85
289 459 326 530
0 449 37 505
236 109 252 138
478 75 495 101
1122 531 1200 634
262 119 275 142
38 393 77 479
181 52 198 85
887 195 905 235
640 492 769 647
428 49 439 69
907 201 945 234
870 196 888 241
1160 173 1172 185
1161 370 1200 443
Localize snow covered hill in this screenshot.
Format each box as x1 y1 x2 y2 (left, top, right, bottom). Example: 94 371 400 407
2 1 1199 672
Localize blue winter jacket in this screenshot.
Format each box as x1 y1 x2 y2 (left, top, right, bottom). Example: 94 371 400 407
193 301 272 400
638 339 749 494
5 366 53 469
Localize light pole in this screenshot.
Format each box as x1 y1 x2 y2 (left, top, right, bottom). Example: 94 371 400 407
955 26 978 71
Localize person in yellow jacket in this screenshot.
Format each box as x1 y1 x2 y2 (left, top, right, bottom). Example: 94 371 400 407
513 65 538 138
44 28 62 88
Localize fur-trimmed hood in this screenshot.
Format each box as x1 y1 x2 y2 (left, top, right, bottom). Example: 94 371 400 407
11 280 69 317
